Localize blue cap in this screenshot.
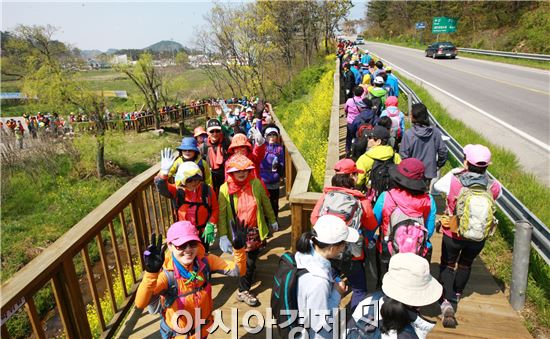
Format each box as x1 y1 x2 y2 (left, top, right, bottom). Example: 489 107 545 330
176 137 199 153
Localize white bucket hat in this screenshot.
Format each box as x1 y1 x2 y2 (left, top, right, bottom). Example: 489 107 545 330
382 253 442 307
313 215 359 244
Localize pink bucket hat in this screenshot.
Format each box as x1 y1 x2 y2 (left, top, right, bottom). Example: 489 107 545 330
464 144 492 167
166 221 200 246
385 96 398 107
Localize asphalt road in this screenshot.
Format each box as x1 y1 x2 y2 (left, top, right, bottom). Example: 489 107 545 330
362 41 550 184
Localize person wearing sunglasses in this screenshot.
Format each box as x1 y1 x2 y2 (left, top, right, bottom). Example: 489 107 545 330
203 118 231 194
155 149 219 251
135 221 246 339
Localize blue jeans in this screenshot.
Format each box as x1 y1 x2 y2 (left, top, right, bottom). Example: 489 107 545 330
347 260 368 313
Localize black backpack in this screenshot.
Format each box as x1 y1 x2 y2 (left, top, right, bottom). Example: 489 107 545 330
369 95 384 117
350 124 374 161
368 155 395 203
271 253 308 337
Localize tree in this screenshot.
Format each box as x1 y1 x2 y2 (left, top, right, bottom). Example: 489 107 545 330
117 53 166 129
175 50 189 69
320 0 353 54
9 25 108 177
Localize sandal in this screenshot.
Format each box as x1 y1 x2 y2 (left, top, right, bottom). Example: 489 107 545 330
236 290 259 306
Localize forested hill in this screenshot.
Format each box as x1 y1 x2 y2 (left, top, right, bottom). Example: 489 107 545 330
363 1 549 53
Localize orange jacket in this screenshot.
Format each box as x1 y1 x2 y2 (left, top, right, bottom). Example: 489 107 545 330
135 246 246 338
155 175 219 232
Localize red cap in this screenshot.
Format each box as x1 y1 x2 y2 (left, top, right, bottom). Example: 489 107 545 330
396 158 425 180
334 159 364 174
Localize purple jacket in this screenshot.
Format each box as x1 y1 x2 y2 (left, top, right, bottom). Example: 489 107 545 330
260 143 284 185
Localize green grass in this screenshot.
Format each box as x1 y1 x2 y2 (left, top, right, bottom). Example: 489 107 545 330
0 67 218 116
2 130 181 337
396 71 550 336
275 56 335 192
368 37 550 70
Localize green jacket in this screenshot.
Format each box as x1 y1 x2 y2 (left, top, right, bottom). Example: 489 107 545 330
218 178 275 241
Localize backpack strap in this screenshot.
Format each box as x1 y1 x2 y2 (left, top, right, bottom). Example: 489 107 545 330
229 193 239 226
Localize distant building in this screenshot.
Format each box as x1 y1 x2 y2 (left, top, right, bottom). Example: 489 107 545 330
88 59 101 70
188 55 221 68
111 54 128 65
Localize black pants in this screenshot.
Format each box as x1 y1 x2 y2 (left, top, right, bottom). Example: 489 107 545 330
211 170 225 195
439 234 485 303
239 248 260 292
267 188 280 220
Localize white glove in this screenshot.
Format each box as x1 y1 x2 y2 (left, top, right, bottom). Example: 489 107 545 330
271 221 279 232
159 148 177 175
346 89 350 95
251 127 265 146
219 235 233 254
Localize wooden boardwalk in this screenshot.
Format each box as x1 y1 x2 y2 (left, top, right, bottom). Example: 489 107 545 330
115 194 531 338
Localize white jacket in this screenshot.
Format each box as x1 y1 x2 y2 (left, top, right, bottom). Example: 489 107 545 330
295 248 342 339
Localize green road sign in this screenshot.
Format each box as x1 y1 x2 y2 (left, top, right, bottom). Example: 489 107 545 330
432 17 457 33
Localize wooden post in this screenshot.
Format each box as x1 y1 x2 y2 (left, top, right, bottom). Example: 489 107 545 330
52 259 92 338
291 204 303 252
285 147 292 198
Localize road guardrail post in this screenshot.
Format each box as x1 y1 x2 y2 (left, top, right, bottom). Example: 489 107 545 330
510 220 533 310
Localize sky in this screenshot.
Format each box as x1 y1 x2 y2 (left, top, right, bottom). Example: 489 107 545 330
2 1 367 51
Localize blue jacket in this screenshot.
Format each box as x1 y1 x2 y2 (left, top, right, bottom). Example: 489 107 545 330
360 54 372 65
351 67 362 86
351 108 376 139
386 74 399 97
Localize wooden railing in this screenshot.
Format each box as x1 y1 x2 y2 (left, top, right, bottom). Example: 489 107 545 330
0 164 170 338
0 62 341 337
132 103 212 132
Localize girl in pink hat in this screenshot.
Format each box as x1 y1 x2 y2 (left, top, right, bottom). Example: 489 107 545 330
135 221 246 338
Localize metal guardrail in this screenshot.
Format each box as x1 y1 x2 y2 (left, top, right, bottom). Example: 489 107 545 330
398 79 550 265
458 47 550 61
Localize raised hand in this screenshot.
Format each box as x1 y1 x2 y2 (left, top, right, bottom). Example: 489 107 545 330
230 219 247 250
143 233 166 273
159 148 177 176
202 222 216 246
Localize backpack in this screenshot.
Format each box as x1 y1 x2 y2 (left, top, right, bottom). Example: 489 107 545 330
455 184 496 241
318 190 364 258
350 125 374 162
367 155 395 203
271 253 309 338
385 193 428 256
174 183 212 229
319 191 363 231
368 93 385 117
383 108 402 139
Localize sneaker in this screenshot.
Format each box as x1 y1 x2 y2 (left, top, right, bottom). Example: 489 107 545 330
440 300 458 328
236 290 259 306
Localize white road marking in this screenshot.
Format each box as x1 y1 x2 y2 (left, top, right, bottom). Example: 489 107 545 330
377 57 550 153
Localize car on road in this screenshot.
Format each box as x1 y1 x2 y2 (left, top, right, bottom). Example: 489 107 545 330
355 35 365 45
425 42 458 59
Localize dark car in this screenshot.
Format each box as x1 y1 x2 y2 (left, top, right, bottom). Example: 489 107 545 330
425 42 458 59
